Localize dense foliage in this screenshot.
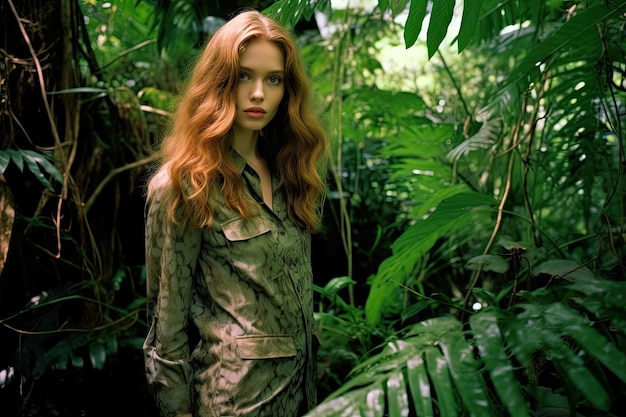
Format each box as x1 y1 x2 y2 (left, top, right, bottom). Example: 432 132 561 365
1 0 624 416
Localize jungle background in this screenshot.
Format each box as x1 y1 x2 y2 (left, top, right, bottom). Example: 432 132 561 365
1 0 625 416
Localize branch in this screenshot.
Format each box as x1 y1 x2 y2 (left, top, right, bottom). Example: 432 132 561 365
84 154 159 213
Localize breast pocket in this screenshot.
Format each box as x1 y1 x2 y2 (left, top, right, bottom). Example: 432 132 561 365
219 216 279 291
221 216 273 242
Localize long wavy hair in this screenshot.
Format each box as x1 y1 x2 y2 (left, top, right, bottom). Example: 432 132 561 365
147 10 329 233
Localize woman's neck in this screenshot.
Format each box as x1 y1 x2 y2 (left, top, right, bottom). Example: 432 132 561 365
232 128 260 161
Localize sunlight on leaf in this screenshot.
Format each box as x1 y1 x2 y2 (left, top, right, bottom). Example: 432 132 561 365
406 355 433 416
470 312 531 417
424 345 458 416
386 370 409 417
447 118 500 161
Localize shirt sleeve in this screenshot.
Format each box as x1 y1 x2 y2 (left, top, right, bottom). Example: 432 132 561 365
143 190 201 417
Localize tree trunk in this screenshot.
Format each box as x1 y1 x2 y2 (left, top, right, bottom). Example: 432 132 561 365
1 1 149 412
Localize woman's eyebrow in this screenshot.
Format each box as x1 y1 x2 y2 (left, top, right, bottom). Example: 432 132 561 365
239 66 285 74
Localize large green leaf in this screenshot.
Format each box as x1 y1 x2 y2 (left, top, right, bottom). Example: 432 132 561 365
456 0 480 52
470 312 531 417
0 149 62 192
505 301 614 411
543 302 626 385
309 279 626 416
22 151 62 192
551 354 611 411
403 0 428 48
532 259 596 282
567 281 626 332
264 0 331 29
465 254 511 273
426 0 455 58
439 328 492 416
385 0 410 17
411 317 461 416
406 354 433 416
424 345 458 416
305 382 385 416
386 370 409 417
365 190 496 325
491 1 625 103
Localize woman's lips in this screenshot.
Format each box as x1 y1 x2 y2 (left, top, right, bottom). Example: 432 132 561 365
244 107 266 119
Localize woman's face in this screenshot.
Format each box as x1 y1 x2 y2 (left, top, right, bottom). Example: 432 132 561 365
233 39 285 137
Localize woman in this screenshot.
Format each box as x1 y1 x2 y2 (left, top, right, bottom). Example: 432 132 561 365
142 9 329 417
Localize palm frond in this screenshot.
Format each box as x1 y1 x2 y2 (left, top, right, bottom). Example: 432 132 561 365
307 279 626 416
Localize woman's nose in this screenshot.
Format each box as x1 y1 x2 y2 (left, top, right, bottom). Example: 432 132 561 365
251 81 264 101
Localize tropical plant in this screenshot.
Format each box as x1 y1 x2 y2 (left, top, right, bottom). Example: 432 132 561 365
1 0 624 414
308 277 626 416
269 0 626 415
0 0 166 413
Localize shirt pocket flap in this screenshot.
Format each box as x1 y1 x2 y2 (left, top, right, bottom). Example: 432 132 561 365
221 216 272 241
236 334 297 359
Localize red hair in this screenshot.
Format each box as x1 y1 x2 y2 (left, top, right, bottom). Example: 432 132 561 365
147 10 329 232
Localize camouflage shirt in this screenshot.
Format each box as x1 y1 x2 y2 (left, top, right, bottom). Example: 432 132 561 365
143 151 318 417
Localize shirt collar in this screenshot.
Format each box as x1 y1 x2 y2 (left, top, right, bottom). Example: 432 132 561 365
231 149 247 175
